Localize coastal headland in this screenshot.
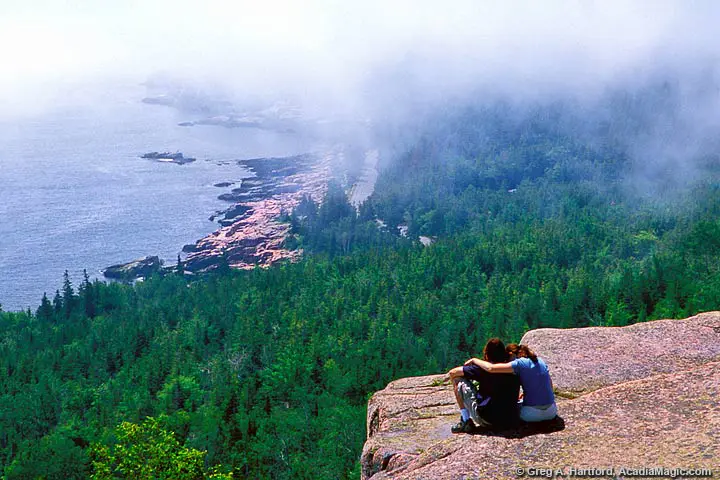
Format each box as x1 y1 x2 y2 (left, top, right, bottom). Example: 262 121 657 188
103 150 334 279
103 86 377 279
181 150 333 273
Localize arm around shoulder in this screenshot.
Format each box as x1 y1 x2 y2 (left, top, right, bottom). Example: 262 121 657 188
474 359 515 374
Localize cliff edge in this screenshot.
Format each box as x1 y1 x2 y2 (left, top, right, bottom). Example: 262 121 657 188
362 312 720 479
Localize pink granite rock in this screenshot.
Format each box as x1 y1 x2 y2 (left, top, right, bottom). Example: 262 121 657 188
521 312 720 395
362 312 720 479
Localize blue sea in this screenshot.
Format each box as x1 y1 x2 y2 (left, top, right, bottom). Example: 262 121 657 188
0 83 313 311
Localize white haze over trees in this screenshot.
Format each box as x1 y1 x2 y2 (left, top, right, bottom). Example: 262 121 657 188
1 1 717 110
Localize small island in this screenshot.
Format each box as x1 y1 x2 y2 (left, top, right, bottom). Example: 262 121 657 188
103 256 162 280
141 151 196 165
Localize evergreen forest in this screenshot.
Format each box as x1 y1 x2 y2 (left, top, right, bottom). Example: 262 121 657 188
2 86 720 478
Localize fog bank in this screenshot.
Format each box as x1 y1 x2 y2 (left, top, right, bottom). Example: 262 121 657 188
2 1 718 114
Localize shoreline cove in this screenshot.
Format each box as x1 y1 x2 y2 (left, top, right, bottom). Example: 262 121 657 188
0 84 317 311
102 143 386 281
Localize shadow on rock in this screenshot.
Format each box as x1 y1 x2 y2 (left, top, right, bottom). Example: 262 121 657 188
472 416 566 438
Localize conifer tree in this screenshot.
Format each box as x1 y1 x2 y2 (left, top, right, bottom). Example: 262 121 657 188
36 292 53 322
79 270 96 319
62 270 75 319
52 290 63 316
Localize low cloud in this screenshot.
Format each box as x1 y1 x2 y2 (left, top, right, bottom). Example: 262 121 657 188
1 0 719 186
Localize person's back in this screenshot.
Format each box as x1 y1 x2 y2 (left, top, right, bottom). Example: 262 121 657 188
474 368 520 428
510 356 554 407
506 345 557 422
464 343 559 424
449 338 521 433
462 344 520 428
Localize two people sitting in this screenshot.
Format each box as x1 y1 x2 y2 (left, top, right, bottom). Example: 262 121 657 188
447 338 557 434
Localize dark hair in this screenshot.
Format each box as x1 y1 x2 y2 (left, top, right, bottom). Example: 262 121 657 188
483 338 510 363
506 343 538 363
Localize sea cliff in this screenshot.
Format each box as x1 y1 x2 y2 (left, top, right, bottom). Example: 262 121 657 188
362 312 720 479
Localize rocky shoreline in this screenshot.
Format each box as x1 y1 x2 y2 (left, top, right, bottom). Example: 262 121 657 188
103 150 332 279
102 86 338 280
181 151 332 273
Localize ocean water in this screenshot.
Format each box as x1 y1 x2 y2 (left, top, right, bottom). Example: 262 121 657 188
0 83 312 311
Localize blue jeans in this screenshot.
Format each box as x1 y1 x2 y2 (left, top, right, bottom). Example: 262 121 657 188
520 402 557 422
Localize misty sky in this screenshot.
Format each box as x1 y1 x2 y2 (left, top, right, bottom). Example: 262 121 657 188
2 0 719 115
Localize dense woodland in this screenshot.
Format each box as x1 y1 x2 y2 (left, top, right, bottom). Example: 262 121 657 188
2 88 720 478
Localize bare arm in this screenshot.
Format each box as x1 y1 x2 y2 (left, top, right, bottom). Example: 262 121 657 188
471 358 515 374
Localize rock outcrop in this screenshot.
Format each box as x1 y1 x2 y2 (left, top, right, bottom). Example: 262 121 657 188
362 312 720 479
141 151 196 165
103 255 162 280
183 152 331 273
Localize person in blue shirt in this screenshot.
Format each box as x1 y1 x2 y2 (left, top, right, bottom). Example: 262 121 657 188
466 343 557 422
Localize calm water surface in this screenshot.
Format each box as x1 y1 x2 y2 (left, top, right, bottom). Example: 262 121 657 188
0 84 312 311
